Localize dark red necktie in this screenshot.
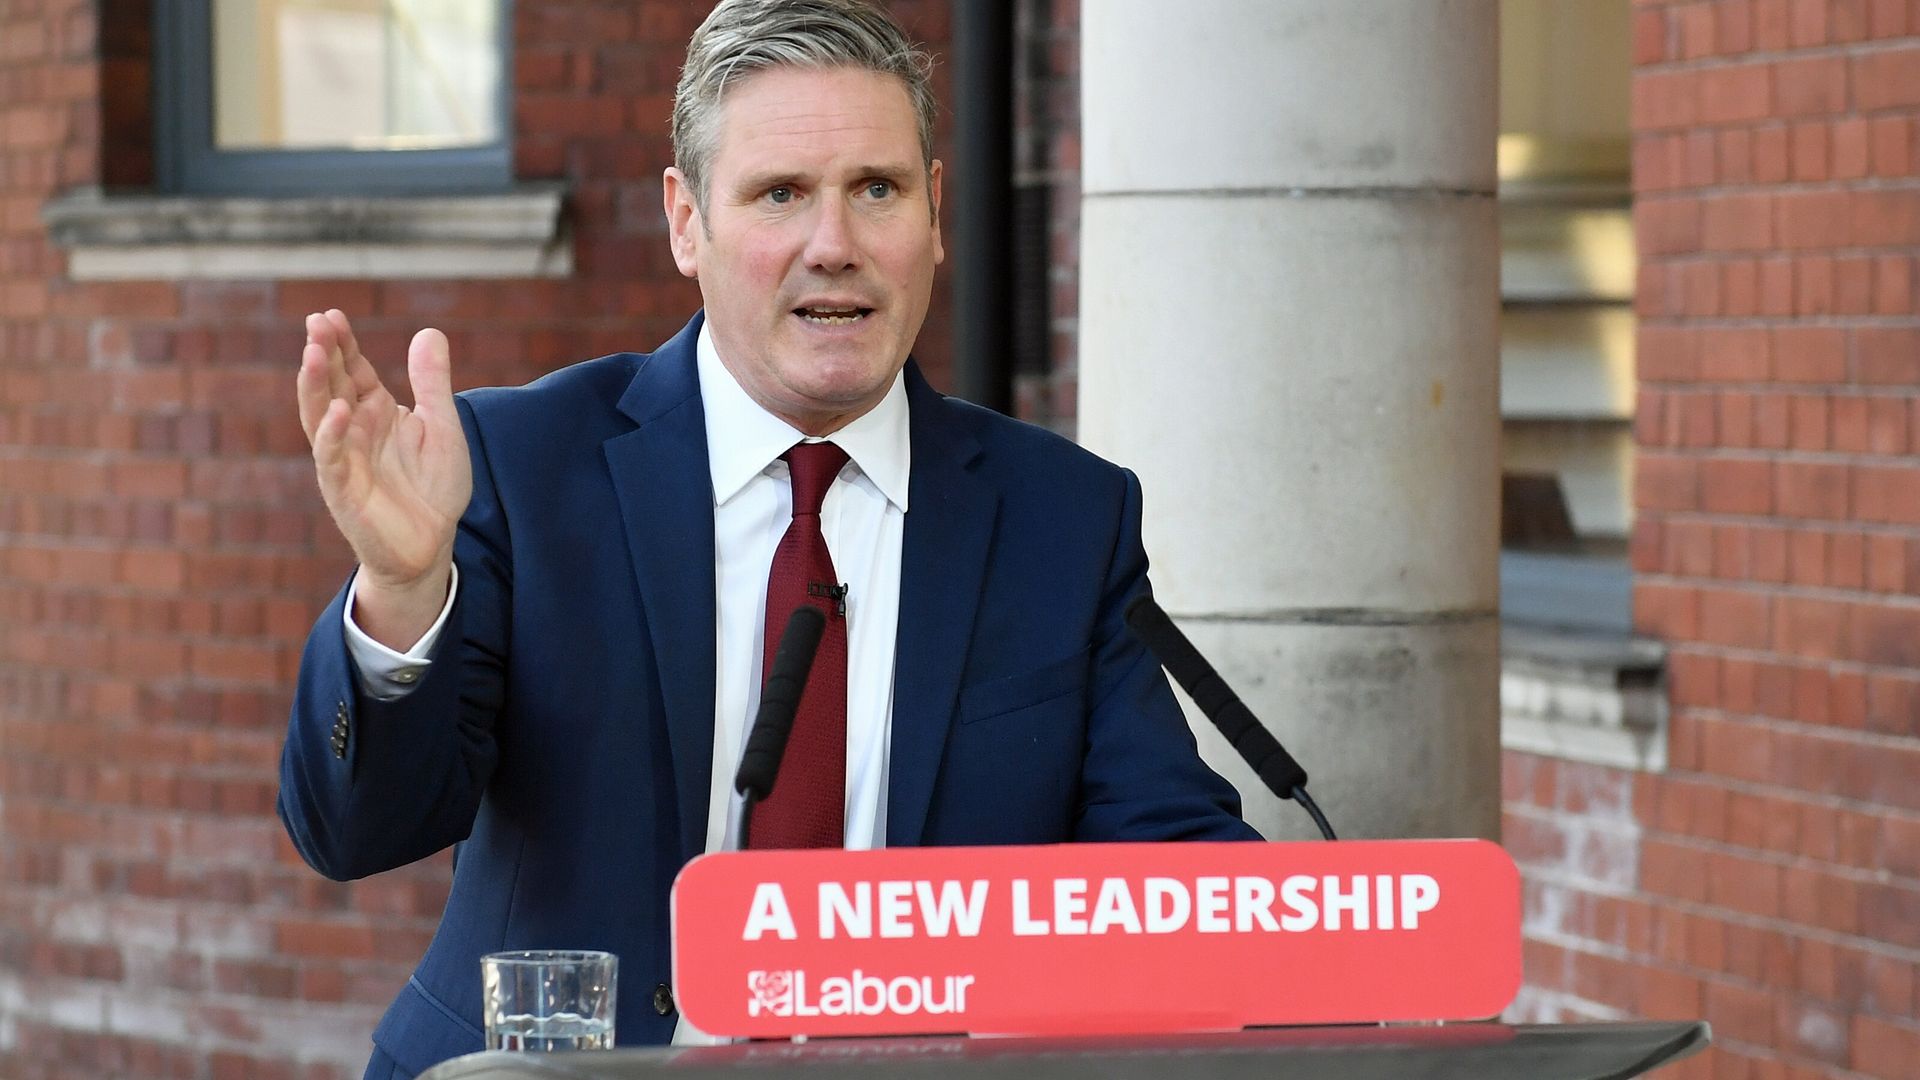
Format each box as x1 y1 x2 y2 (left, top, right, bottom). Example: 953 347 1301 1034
749 441 850 849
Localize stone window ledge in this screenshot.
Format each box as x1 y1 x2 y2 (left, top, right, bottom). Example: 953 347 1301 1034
41 184 570 281
1500 625 1668 772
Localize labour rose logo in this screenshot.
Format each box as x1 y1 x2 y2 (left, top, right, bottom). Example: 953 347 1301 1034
748 970 795 1016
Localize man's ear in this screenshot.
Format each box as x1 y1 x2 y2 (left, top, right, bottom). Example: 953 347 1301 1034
663 167 701 279
928 158 945 265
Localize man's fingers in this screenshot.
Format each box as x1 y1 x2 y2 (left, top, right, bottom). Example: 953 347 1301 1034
325 308 383 398
295 341 334 443
407 327 456 418
311 397 354 493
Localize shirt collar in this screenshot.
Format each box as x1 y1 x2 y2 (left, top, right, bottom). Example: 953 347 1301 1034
696 321 911 512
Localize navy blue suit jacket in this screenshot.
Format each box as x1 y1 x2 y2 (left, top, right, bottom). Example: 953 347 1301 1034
278 314 1254 1076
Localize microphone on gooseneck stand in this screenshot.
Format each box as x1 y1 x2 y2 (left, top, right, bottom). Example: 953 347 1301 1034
1124 595 1338 841
734 605 828 849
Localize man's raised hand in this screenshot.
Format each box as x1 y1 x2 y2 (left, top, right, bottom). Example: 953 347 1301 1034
296 309 472 649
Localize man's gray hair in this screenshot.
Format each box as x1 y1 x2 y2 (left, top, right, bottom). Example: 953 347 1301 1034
672 0 936 216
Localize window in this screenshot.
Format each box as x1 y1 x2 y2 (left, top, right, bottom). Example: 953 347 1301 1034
1498 0 1636 636
154 0 511 195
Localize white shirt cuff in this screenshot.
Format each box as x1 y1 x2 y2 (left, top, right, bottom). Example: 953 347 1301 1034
342 565 459 701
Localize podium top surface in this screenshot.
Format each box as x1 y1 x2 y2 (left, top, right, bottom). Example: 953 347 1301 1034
419 1020 1709 1080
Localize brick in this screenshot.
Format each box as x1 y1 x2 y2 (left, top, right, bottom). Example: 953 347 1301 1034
1718 391 1757 448
1776 56 1850 117
1854 1014 1920 1078
1701 587 1773 649
1834 118 1872 180
1856 329 1920 384
1702 193 1774 251
1700 327 1771 380
1791 526 1826 584
1797 254 1836 314
1852 190 1920 246
1774 595 1853 659
1862 953 1915 1019
1854 44 1920 110
1866 674 1920 737
514 94 628 137
1836 256 1876 314
1701 458 1773 515
1678 2 1717 59
1750 125 1788 186
1720 522 1751 580
1853 601 1920 665
1638 454 1700 512
1790 393 1831 449
1635 69 1701 131
1717 128 1755 185
1677 391 1718 446
1868 532 1908 592
1859 880 1920 948
1699 63 1774 125
1672 520 1718 576
1766 322 1843 382
1835 0 1873 40
1777 461 1850 520
1865 396 1908 454
1633 7 1670 64
1835 395 1873 452
1639 196 1704 256
1776 191 1850 250
1719 0 1758 53
1873 114 1916 181
1759 256 1795 315
1870 0 1910 35
1706 978 1777 1045
1755 0 1793 48
1873 255 1913 315
1722 259 1759 316
1831 531 1867 589
1639 326 1700 381
1791 0 1832 43
1666 659 1711 722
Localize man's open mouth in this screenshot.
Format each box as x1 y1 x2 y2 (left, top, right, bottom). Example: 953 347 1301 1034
794 305 874 326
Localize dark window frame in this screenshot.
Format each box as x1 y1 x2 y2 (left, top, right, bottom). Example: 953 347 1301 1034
153 0 514 196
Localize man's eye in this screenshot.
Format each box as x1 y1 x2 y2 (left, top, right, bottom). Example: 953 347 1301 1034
864 181 893 199
767 186 794 204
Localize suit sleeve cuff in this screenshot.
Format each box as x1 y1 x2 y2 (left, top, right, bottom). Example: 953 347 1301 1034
342 564 460 701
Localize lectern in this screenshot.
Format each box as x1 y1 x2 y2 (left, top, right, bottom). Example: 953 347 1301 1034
421 1020 1709 1079
419 842 1710 1079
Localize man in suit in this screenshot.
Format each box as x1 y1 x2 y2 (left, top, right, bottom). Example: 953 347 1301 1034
281 1 1256 1075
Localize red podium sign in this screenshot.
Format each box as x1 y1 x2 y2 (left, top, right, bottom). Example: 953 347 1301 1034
670 840 1521 1038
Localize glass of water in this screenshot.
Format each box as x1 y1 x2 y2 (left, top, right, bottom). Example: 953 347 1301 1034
481 950 618 1051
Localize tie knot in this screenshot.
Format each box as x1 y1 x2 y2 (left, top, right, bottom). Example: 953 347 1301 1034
783 441 849 515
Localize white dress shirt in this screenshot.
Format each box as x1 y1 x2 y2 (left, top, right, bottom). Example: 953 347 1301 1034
342 323 910 1043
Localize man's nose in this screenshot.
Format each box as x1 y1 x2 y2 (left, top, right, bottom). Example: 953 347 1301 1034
802 197 859 273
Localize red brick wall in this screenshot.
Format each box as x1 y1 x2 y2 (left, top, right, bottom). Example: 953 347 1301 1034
1506 3 1920 1078
1010 0 1078 432
0 3 953 1077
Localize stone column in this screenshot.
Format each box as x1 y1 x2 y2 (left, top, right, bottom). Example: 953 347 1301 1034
1078 0 1503 840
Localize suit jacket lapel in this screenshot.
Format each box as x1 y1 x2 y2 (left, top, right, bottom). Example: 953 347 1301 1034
888 365 997 847
603 315 716 868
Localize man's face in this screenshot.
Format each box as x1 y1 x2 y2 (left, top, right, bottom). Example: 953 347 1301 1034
665 66 944 435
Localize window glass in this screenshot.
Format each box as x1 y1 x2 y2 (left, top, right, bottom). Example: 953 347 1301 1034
1498 0 1634 558
213 0 502 151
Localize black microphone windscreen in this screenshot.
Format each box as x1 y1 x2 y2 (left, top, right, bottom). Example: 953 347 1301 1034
1124 594 1309 795
734 605 827 801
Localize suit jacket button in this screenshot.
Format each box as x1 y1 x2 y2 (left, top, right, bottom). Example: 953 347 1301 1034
652 983 674 1016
